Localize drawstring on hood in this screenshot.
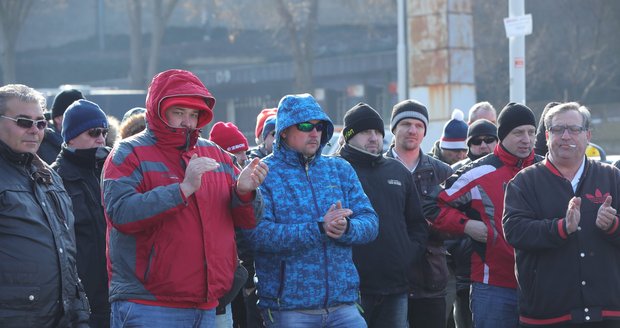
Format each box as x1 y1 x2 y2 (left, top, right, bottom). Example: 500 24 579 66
145 69 215 151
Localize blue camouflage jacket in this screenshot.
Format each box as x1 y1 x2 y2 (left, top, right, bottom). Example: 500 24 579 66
245 94 378 310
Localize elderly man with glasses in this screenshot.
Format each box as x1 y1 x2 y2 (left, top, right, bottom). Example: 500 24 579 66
504 102 620 327
243 93 378 328
0 84 90 327
51 99 111 328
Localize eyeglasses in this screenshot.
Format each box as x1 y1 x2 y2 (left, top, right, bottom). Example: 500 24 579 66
1 115 47 130
470 136 497 146
548 125 586 135
87 128 109 138
295 122 324 132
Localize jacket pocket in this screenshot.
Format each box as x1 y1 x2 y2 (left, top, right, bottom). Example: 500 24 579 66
0 286 40 310
421 245 449 292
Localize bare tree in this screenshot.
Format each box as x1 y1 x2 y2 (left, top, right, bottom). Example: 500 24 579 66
0 0 34 84
273 0 318 92
146 0 180 80
474 0 620 108
124 0 179 87
127 0 145 88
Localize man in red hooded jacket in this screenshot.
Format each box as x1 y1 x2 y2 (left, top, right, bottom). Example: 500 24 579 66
102 69 268 327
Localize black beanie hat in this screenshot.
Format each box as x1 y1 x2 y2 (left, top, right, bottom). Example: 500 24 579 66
466 119 498 146
390 99 429 135
343 102 384 142
497 102 536 141
51 89 85 119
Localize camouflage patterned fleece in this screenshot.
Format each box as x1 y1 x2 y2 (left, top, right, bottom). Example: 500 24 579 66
245 93 378 311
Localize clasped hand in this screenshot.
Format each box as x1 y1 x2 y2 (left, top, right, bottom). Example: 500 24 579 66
323 201 351 239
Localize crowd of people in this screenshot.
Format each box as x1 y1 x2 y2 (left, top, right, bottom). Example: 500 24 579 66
0 68 619 328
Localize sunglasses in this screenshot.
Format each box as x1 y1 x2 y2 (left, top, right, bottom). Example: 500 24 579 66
470 136 497 146
295 122 325 132
87 128 109 138
1 115 48 130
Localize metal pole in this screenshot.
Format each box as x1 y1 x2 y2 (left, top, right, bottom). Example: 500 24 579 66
397 0 408 101
97 0 105 51
509 0 525 104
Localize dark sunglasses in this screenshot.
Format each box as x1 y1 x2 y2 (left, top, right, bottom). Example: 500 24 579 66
295 122 325 132
470 136 497 146
87 128 109 138
1 115 47 130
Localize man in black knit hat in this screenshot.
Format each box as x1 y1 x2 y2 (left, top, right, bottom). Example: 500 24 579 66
426 102 541 328
385 99 453 328
38 88 84 163
339 102 428 328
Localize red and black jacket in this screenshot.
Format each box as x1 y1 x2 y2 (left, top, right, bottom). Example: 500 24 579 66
426 144 539 289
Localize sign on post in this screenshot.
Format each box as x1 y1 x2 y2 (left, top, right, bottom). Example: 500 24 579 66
504 14 532 38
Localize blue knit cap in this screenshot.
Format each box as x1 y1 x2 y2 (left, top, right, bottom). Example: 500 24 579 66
261 116 277 140
62 99 108 143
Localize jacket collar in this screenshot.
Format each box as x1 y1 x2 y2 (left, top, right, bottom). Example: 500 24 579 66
340 143 384 167
0 139 34 167
0 140 53 184
385 144 432 171
58 146 110 171
495 143 536 169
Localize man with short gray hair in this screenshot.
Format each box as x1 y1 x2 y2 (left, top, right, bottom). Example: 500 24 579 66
467 101 497 125
0 84 90 327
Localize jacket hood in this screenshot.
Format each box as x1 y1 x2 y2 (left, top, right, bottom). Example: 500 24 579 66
274 93 334 152
145 69 216 149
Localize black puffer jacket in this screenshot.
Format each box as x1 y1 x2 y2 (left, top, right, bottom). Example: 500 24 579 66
0 140 89 328
340 144 428 295
385 146 453 298
52 146 110 328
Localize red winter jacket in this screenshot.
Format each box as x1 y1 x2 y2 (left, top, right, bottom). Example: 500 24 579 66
102 69 257 308
426 145 539 289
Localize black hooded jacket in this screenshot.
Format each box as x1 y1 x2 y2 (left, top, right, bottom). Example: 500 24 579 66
340 144 428 295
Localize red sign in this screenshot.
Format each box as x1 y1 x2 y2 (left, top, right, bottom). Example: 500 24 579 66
514 57 525 68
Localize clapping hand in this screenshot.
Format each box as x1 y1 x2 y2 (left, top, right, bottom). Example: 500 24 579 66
237 158 269 195
595 196 617 231
323 201 351 239
566 197 581 234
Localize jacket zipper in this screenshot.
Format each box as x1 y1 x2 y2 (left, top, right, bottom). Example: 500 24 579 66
304 161 330 310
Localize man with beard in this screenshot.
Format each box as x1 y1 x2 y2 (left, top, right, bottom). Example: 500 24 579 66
244 94 378 328
338 102 427 327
